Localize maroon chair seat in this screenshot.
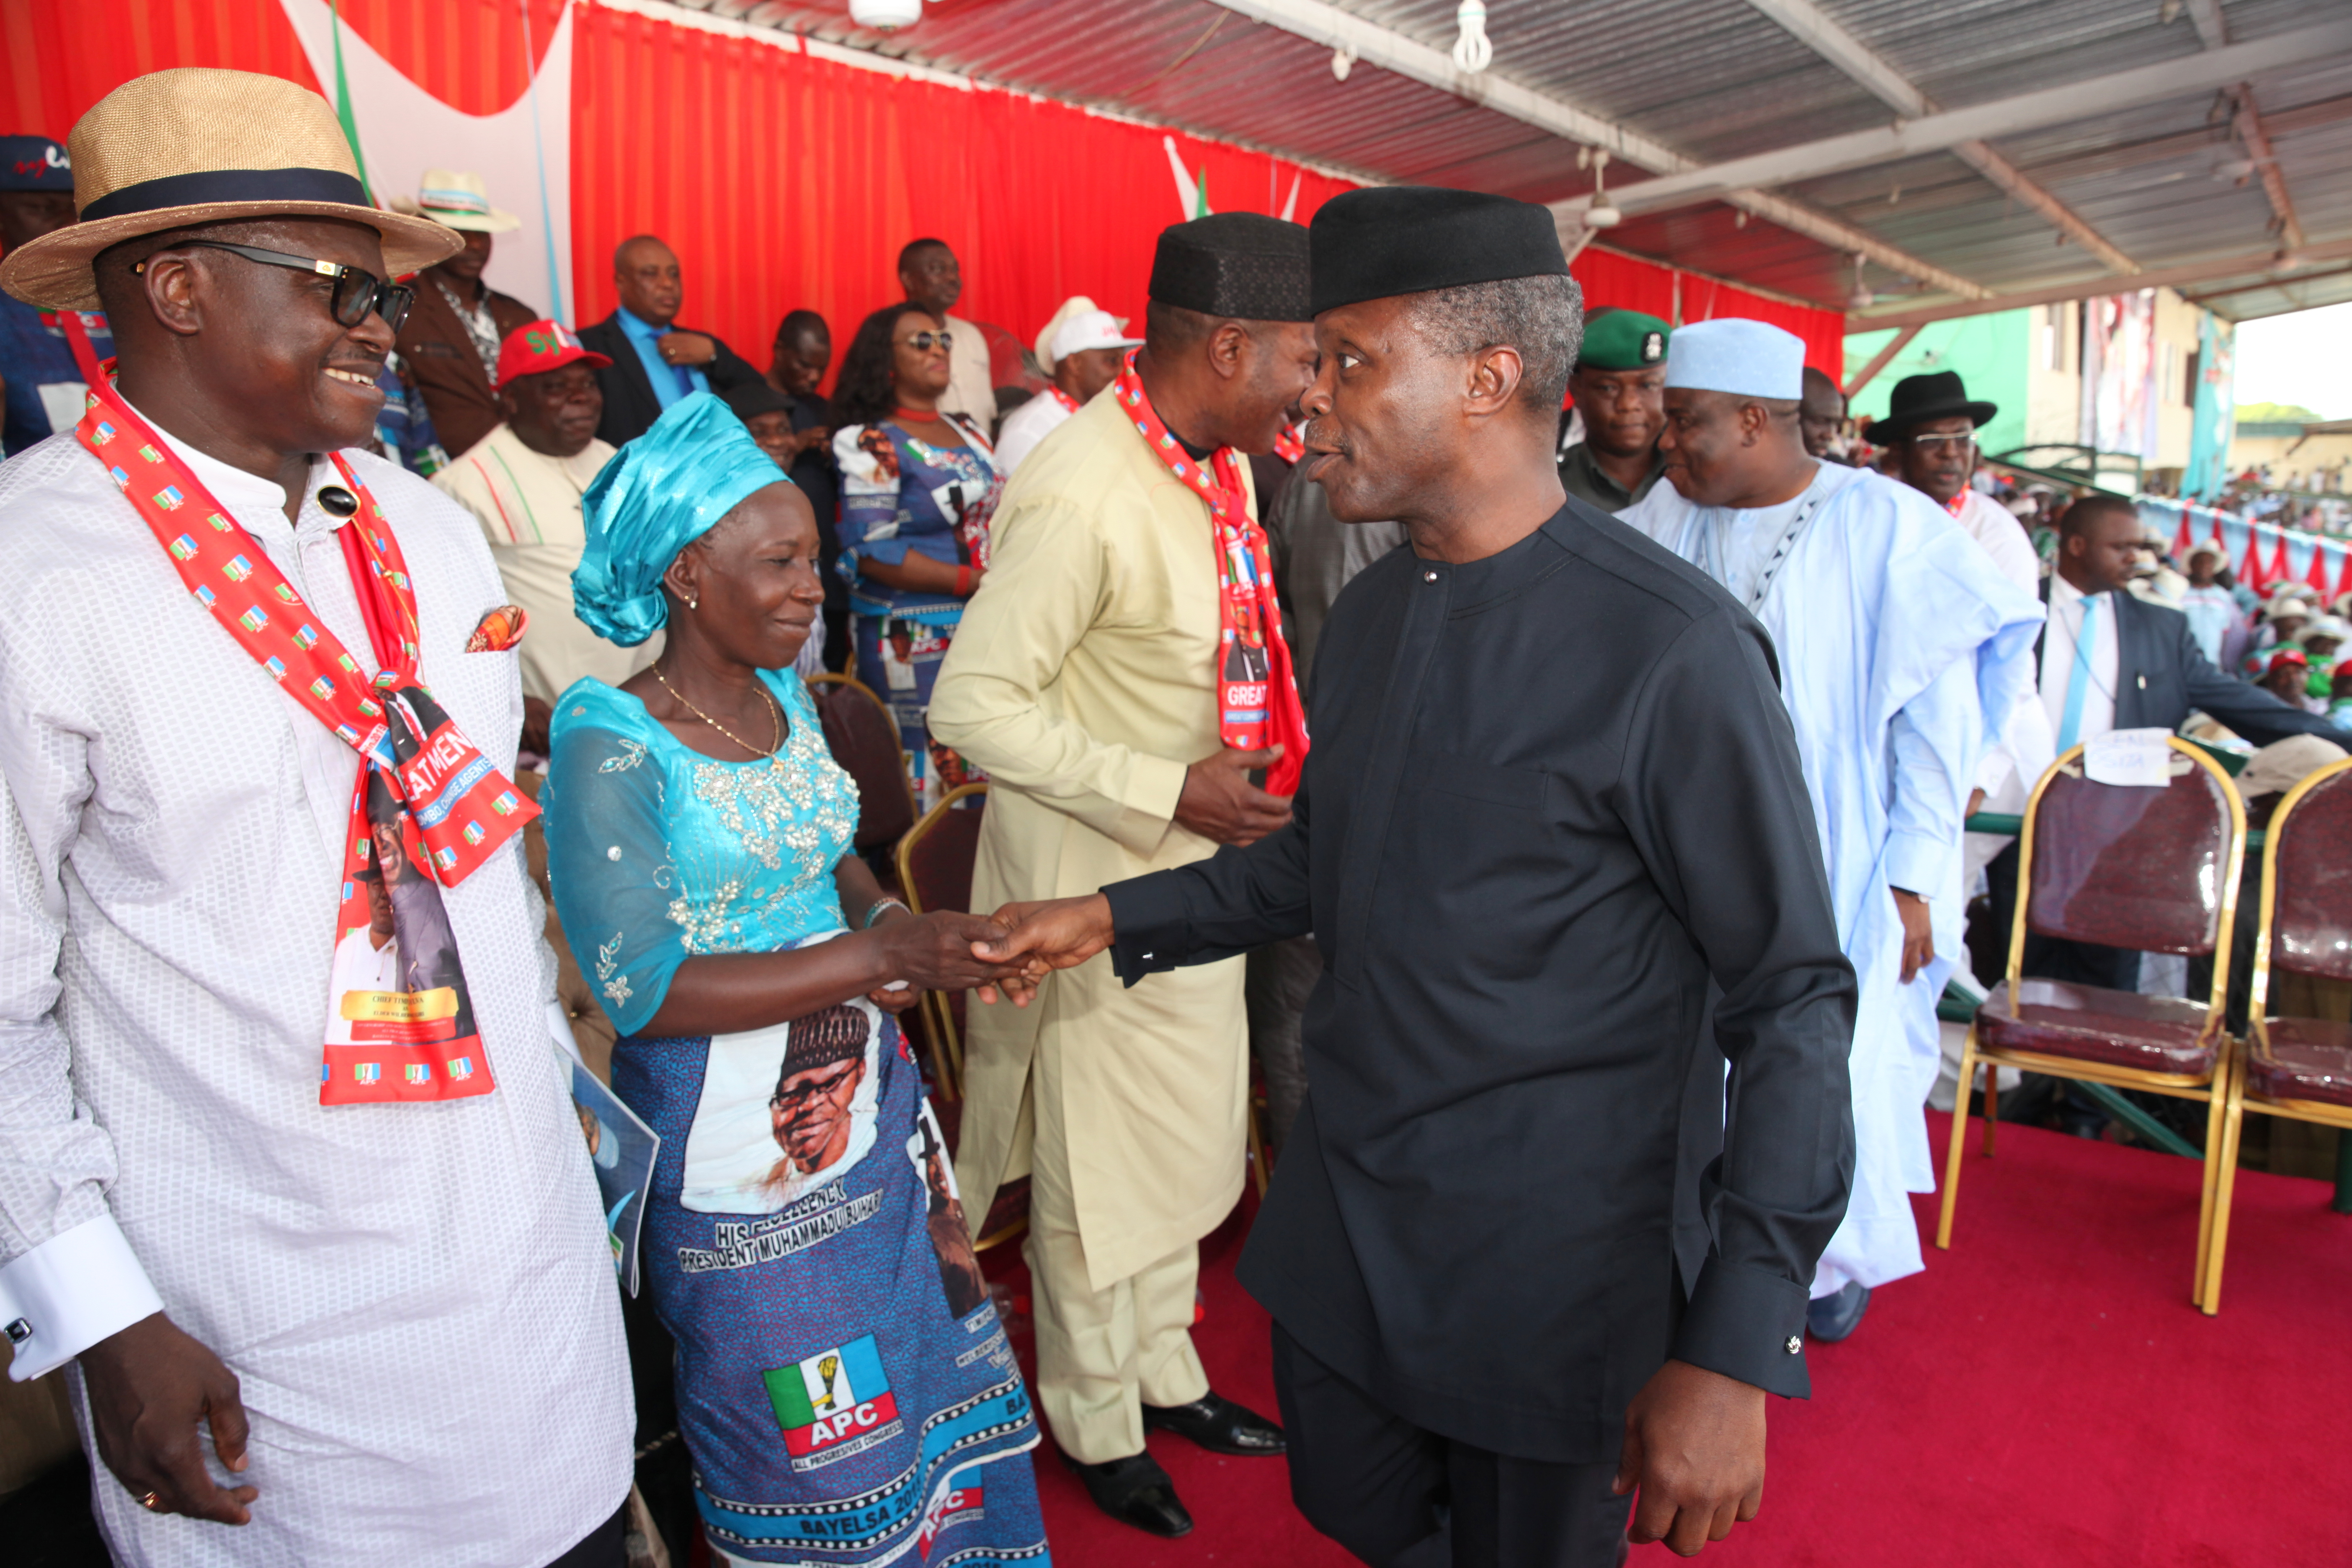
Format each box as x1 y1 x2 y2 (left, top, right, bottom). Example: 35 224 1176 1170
1975 977 2217 1078
807 677 918 853
2247 1018 2352 1108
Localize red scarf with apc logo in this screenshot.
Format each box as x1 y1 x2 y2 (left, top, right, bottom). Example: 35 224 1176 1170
1111 354 1308 796
77 381 535 1105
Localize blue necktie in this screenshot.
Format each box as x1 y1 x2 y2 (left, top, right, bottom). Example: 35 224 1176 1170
2058 593 2099 753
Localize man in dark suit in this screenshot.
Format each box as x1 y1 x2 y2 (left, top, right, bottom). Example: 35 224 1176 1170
577 234 760 446
1988 493 2333 998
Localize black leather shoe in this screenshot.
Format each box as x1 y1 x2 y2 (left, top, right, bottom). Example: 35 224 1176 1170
1142 1391 1287 1456
1060 1449 1193 1538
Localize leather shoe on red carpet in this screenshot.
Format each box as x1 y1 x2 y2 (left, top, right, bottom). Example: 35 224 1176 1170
1142 1391 1287 1455
1059 1448 1194 1538
1807 1279 1871 1342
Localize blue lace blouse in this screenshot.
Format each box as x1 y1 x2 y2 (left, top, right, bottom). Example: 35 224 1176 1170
542 669 862 1037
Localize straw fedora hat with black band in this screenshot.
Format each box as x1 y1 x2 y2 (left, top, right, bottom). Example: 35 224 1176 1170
390 169 520 234
0 68 462 314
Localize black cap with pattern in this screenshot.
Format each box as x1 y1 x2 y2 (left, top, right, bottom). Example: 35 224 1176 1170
1148 212 1313 323
780 1005 869 1079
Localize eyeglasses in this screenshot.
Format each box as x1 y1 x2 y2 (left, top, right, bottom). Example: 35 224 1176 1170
1906 432 1976 453
769 1064 859 1109
143 241 417 335
895 331 954 352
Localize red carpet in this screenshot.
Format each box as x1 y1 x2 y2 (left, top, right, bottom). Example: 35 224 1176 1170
992 1113 2352 1567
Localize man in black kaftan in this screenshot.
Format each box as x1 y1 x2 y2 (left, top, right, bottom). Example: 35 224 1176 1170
978 186 1857 1568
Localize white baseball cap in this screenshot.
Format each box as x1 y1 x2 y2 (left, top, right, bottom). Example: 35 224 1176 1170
1049 309 1142 368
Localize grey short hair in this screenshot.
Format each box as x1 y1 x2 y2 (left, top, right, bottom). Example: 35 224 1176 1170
1402 273 1584 419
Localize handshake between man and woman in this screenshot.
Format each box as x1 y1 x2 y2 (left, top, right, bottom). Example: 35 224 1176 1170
878 894 1123 1007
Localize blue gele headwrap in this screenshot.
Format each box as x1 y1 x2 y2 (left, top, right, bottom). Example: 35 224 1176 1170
573 391 791 647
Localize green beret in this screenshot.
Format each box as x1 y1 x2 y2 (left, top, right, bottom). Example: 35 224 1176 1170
1577 309 1671 372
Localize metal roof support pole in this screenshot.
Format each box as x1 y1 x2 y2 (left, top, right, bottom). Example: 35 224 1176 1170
1843 324 1921 400
1850 236 2352 331
1740 0 2137 275
1198 0 1986 299
1553 20 2352 220
2229 88 2306 255
2184 1 2308 263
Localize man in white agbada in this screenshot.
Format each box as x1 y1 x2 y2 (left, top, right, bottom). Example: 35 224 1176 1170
1621 320 2041 1341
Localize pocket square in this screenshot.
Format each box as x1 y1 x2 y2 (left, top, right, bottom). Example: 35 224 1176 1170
467 604 529 653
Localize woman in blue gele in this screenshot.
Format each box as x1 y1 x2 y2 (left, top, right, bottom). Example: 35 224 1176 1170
544 391 1048 1567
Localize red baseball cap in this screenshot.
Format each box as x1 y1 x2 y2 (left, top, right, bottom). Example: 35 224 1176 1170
497 319 611 384
2268 647 2309 674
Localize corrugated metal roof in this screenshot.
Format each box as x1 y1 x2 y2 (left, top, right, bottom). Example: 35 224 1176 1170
664 0 2352 320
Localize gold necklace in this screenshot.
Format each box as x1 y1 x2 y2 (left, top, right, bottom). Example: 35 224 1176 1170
654 663 784 762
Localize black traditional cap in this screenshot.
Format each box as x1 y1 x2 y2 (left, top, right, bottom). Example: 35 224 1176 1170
1309 186 1568 317
780 1006 868 1079
1148 212 1313 322
722 380 794 424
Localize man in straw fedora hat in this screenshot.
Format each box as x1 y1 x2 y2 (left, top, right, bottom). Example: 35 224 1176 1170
389 169 537 461
0 69 632 1567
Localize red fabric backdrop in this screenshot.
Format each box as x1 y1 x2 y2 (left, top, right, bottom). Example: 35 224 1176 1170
1571 245 1678 326
1678 269 1845 378
0 0 1842 385
567 4 1361 379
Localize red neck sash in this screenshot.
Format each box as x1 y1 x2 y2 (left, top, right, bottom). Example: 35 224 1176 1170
1112 354 1308 796
77 382 536 1105
1044 386 1080 416
1273 420 1306 466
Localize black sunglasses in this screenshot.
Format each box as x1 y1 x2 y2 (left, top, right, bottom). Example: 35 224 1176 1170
896 330 954 352
142 241 416 335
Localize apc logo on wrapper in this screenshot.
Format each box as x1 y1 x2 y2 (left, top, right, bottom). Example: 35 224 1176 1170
448 1056 475 1081
920 1481 985 1554
353 1063 381 1086
765 1335 902 1470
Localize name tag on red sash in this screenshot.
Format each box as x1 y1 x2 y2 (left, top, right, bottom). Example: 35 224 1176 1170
77 382 536 1106
1111 355 1309 795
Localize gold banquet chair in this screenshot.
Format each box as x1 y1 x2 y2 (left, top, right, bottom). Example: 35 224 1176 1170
1936 738 2247 1311
893 783 1028 1253
2201 758 2352 1313
893 782 990 1101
